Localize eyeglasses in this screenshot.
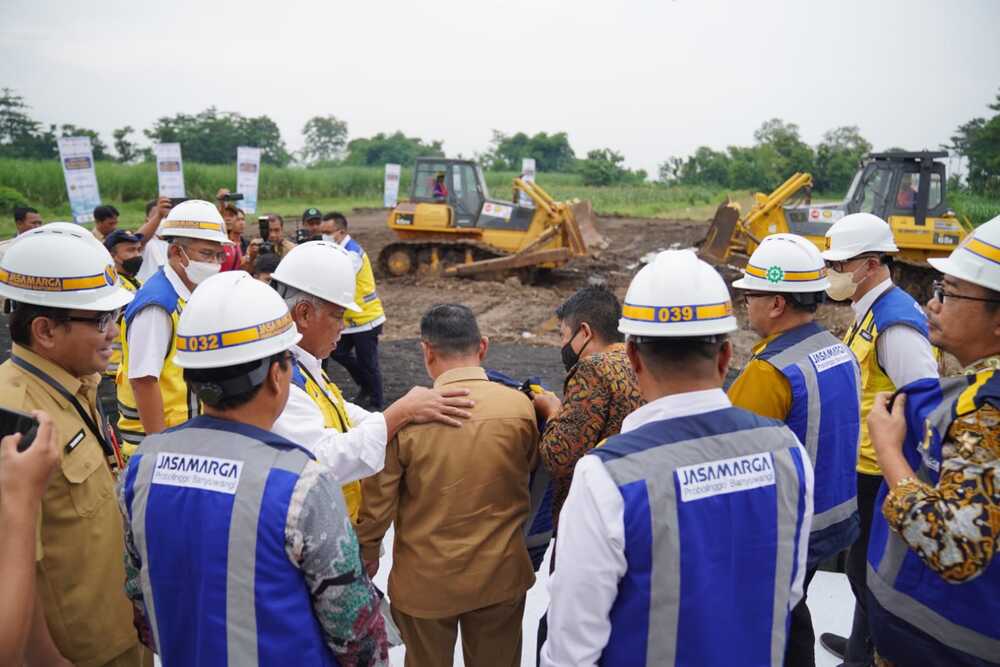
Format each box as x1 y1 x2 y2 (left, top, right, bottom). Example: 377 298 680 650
743 292 775 304
932 280 1000 305
181 244 227 263
65 309 122 333
824 254 879 273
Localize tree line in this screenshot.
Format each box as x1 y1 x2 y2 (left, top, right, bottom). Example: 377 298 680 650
1 86 998 195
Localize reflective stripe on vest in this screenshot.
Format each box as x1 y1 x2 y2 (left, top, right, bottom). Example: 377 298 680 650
344 240 384 328
867 371 1000 662
104 276 140 377
756 322 861 556
845 287 930 475
116 270 200 445
292 361 362 521
123 416 339 666
591 407 811 666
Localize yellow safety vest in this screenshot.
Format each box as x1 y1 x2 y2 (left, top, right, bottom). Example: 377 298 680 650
344 240 384 329
295 361 363 520
104 274 141 378
116 272 200 458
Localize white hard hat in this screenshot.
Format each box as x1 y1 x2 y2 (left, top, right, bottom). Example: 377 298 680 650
928 215 1000 292
619 249 738 338
158 200 232 245
0 222 134 311
733 233 830 293
271 241 361 312
174 271 301 369
821 212 899 261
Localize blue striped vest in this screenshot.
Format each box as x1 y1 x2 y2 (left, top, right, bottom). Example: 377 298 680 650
591 407 813 666
756 321 862 566
122 416 339 666
867 371 1000 666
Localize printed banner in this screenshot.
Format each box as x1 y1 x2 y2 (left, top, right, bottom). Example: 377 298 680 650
57 136 101 223
154 143 185 198
384 163 402 208
236 147 262 213
518 157 536 208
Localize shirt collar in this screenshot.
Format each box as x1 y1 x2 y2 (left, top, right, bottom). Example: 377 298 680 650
962 355 1000 375
433 366 487 387
163 263 193 301
11 342 94 399
339 234 352 248
621 388 730 434
851 278 893 322
290 344 323 378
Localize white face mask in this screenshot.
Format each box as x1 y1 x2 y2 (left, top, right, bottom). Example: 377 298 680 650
180 247 221 285
826 268 859 301
322 234 336 244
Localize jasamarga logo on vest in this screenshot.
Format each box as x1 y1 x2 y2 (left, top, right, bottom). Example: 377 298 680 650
676 452 775 502
152 452 243 494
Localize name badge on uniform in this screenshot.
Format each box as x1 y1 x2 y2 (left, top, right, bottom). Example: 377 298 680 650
808 343 854 372
676 452 775 502
152 452 243 495
64 429 85 453
859 330 873 342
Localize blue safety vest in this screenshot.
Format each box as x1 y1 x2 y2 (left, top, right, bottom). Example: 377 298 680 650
591 407 812 666
867 370 1000 666
756 321 861 566
121 416 339 666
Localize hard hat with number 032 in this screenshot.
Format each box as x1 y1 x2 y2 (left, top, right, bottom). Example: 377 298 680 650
0 222 134 311
174 271 301 369
732 233 830 293
619 249 738 338
928 214 1000 292
820 212 899 261
158 199 233 245
270 241 361 312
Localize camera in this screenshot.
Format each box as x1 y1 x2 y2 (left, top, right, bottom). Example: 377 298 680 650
257 218 275 255
295 228 321 244
222 192 244 202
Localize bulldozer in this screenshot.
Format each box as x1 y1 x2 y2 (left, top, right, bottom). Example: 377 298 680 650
378 158 605 280
700 151 972 299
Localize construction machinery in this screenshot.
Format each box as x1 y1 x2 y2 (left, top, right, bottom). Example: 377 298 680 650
379 158 605 280
700 151 972 298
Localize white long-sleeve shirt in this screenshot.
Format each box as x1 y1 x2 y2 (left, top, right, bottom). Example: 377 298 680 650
542 388 757 667
126 264 191 379
271 344 388 483
852 278 938 387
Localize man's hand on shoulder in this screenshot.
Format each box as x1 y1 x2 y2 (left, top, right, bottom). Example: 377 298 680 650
403 386 474 428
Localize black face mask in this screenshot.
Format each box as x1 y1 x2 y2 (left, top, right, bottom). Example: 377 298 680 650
122 256 143 276
560 326 588 372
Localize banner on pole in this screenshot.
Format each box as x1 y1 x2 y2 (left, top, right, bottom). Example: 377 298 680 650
57 136 101 224
519 158 536 208
384 163 402 208
154 143 185 198
236 147 262 213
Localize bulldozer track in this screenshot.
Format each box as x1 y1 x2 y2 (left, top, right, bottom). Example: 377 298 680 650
377 239 508 278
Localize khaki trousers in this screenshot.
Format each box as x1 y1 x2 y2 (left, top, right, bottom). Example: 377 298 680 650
391 595 525 667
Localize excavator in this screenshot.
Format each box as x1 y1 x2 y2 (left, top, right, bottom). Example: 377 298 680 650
379 158 605 280
700 151 972 299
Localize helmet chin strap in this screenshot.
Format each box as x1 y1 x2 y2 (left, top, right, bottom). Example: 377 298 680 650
189 359 271 406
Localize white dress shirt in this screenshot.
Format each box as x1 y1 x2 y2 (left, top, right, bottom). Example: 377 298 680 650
126 264 191 380
270 344 388 482
851 278 938 387
136 236 169 283
542 389 750 667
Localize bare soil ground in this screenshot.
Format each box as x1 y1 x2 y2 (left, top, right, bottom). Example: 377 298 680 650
326 210 859 403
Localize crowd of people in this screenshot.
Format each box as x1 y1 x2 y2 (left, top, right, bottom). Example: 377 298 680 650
0 196 997 667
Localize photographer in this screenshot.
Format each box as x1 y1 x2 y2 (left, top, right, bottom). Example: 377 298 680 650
242 213 296 270
220 203 245 271
301 207 323 242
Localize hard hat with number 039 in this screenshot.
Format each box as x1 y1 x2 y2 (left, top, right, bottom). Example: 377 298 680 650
270 241 361 312
732 233 830 293
619 249 738 337
174 271 301 369
158 199 233 245
928 214 1000 292
0 222 134 311
820 212 899 261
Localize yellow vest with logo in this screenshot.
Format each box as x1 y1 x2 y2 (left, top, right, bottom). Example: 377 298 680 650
105 274 141 378
344 239 384 329
116 271 200 457
295 361 362 520
845 287 932 475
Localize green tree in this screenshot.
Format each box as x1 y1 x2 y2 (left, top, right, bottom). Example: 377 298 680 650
0 88 55 159
726 144 783 191
813 126 871 193
657 156 684 183
947 88 1000 194
343 131 444 166
301 115 349 164
753 118 815 179
484 130 576 172
113 125 139 163
679 146 730 186
579 148 645 186
144 107 291 166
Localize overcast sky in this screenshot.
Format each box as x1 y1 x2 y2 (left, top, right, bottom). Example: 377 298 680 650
2 0 999 174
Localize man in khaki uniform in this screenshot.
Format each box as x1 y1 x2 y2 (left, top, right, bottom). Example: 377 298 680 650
0 223 147 666
357 304 540 667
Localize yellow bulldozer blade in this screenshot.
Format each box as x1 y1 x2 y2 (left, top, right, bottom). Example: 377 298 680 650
700 200 743 264
569 200 606 252
445 247 573 276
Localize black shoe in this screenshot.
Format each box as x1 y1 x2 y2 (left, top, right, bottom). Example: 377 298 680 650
820 633 847 660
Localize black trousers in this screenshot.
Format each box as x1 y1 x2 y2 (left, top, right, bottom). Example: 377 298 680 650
785 567 819 666
843 472 884 666
326 324 384 409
